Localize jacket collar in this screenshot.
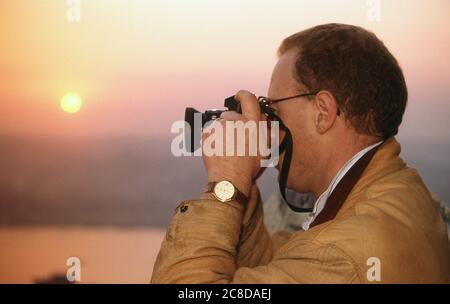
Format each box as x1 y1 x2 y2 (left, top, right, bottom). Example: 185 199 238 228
335 136 406 218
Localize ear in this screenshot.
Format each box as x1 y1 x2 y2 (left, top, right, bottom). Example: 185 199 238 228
313 91 339 134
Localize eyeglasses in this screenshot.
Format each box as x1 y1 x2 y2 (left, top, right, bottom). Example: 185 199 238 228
258 91 341 116
258 92 318 105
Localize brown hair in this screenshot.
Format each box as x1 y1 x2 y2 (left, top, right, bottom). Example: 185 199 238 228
278 23 407 139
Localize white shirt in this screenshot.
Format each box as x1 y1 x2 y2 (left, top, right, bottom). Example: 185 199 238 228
301 141 383 231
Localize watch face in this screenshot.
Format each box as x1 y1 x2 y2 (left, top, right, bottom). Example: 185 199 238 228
213 181 236 202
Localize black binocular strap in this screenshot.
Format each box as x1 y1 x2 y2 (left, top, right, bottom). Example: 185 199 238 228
268 112 313 213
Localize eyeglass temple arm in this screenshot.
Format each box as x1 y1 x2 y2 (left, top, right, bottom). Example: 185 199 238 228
259 92 341 115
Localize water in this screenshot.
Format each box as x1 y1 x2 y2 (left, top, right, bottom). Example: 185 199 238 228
0 226 165 283
0 135 448 228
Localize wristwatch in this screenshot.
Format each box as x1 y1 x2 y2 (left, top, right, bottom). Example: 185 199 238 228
205 180 248 204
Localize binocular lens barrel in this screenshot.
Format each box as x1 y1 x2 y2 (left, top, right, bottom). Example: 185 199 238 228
183 96 273 153
184 96 240 153
184 108 226 152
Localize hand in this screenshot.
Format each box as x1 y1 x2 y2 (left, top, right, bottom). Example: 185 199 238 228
201 90 268 197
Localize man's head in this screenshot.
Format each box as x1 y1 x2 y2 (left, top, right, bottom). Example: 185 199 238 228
268 23 408 196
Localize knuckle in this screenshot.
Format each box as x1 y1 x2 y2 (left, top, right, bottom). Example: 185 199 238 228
220 111 231 120
218 118 226 127
236 90 255 100
221 110 240 121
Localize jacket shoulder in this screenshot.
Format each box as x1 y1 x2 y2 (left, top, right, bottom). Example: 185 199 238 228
286 166 450 283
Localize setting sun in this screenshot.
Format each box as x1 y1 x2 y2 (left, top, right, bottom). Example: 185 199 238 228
61 93 83 114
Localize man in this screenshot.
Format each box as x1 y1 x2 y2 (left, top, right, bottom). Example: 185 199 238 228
151 23 450 283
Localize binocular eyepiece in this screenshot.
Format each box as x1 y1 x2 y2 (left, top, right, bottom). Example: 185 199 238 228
184 96 276 153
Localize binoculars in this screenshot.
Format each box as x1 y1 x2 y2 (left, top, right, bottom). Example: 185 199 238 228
184 96 276 153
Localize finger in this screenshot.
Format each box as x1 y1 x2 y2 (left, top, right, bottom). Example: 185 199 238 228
234 90 261 122
202 118 222 136
220 110 242 121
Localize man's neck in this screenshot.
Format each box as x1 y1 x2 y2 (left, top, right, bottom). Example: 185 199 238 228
311 137 381 198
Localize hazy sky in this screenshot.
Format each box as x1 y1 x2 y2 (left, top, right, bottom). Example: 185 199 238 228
0 0 449 140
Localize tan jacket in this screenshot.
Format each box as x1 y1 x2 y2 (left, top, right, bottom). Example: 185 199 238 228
151 138 450 283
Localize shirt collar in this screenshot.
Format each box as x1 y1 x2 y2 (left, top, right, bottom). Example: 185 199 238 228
302 141 383 231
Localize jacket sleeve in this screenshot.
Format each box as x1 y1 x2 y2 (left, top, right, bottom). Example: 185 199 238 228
150 186 357 283
151 185 277 283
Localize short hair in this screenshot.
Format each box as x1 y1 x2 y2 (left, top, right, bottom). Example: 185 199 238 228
278 23 408 139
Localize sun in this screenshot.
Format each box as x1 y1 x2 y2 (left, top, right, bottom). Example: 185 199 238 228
61 93 83 113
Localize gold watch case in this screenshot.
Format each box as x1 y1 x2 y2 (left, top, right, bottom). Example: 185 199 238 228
212 180 236 202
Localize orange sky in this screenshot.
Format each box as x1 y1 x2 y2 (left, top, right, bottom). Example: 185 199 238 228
0 0 449 140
